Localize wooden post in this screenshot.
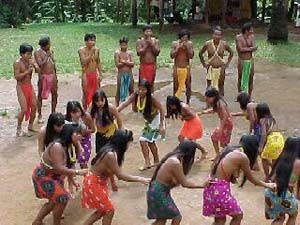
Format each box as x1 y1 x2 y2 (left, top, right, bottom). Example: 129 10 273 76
159 0 164 32
147 0 151 24
262 0 266 23
205 0 209 24
173 0 176 13
221 0 228 27
131 0 138 26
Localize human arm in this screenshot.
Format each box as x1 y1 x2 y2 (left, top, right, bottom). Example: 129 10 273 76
114 51 124 68
231 112 245 117
107 153 150 184
124 52 134 67
153 97 165 134
235 37 257 53
37 127 46 157
170 41 180 59
198 43 209 68
198 108 214 116
117 94 135 112
224 42 234 68
78 48 92 68
34 50 49 68
247 107 256 134
186 41 194 59
96 49 102 82
82 113 96 135
109 104 123 129
136 39 147 56
258 119 267 155
150 38 160 56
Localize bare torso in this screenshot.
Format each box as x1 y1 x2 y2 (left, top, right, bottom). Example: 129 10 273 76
91 152 116 178
236 34 255 60
155 157 181 188
206 40 226 68
14 59 34 85
136 37 159 64
78 46 100 73
215 100 231 121
114 50 133 74
180 103 195 121
34 48 55 74
173 40 193 68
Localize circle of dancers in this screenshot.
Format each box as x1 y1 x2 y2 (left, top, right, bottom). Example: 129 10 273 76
12 23 300 225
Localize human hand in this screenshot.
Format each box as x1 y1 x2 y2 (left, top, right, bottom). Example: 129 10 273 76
203 63 210 69
76 169 89 176
139 177 151 185
265 182 276 191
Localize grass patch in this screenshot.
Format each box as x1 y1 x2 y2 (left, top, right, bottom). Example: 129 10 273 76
0 22 299 79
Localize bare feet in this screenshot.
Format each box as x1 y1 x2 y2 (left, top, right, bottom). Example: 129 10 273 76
200 151 208 161
139 164 151 171
16 128 26 137
38 117 44 124
112 184 118 192
32 219 44 225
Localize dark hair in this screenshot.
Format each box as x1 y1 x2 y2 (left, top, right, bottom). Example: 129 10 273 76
44 112 65 148
38 35 50 47
270 137 300 197
151 140 197 181
256 103 275 124
19 43 33 55
65 101 84 122
84 33 96 41
135 80 152 119
142 24 153 32
213 135 259 185
166 95 182 119
213 26 223 33
119 36 129 44
236 92 251 110
242 22 253 34
91 129 133 166
239 135 260 187
205 87 226 111
91 90 113 126
178 29 190 39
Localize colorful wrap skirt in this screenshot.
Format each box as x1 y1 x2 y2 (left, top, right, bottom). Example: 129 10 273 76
179 115 203 140
211 117 233 146
32 164 70 204
203 179 242 218
265 188 297 219
140 113 161 143
81 172 114 213
147 181 181 220
77 134 92 164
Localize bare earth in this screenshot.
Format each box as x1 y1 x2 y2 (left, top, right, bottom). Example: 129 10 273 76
0 58 300 225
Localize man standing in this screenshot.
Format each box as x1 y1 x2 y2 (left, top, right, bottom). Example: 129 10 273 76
34 35 57 123
170 29 194 104
136 24 160 86
236 22 258 97
199 27 233 96
14 44 39 136
78 33 102 110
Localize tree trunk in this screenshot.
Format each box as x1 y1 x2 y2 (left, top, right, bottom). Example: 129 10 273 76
251 0 258 20
159 0 164 32
172 0 176 13
61 1 65 22
205 0 209 24
268 0 288 43
121 0 125 24
116 0 120 23
55 0 60 22
221 0 228 27
262 0 266 23
146 0 151 24
288 0 295 21
131 0 138 26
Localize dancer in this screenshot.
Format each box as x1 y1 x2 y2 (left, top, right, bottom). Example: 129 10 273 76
265 137 300 225
82 129 149 225
114 36 134 106
78 33 102 110
136 24 160 86
34 35 57 123
14 43 39 136
147 140 208 225
65 101 95 169
256 103 284 181
199 26 233 96
236 22 258 96
170 29 194 103
203 135 276 225
32 124 88 225
166 95 208 159
37 112 65 156
118 79 165 171
91 90 122 191
231 92 258 134
199 88 233 159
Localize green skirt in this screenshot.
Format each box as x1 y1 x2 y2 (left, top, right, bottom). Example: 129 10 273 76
147 181 181 220
241 60 252 92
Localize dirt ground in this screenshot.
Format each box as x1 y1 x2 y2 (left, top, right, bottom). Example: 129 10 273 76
0 58 300 225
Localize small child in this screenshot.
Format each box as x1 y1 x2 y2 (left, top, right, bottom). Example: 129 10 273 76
255 103 284 181
114 36 134 107
166 95 208 160
198 87 233 160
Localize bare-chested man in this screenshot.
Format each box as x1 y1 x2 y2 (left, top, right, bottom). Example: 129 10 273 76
114 36 134 107
170 29 194 104
136 24 160 87
78 33 102 110
236 22 258 97
199 27 233 96
34 35 57 123
14 44 39 136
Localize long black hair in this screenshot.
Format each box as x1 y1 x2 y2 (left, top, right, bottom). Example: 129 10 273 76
135 80 152 119
166 95 182 119
236 92 251 111
270 137 300 197
91 129 133 167
44 112 65 148
212 135 259 185
91 90 113 126
151 140 197 182
256 103 275 125
205 87 227 112
65 101 84 122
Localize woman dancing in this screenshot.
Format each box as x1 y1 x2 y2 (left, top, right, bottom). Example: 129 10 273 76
118 79 164 171
81 129 149 225
32 124 88 225
147 140 207 225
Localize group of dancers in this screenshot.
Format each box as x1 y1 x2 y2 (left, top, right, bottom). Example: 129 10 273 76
12 23 300 225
